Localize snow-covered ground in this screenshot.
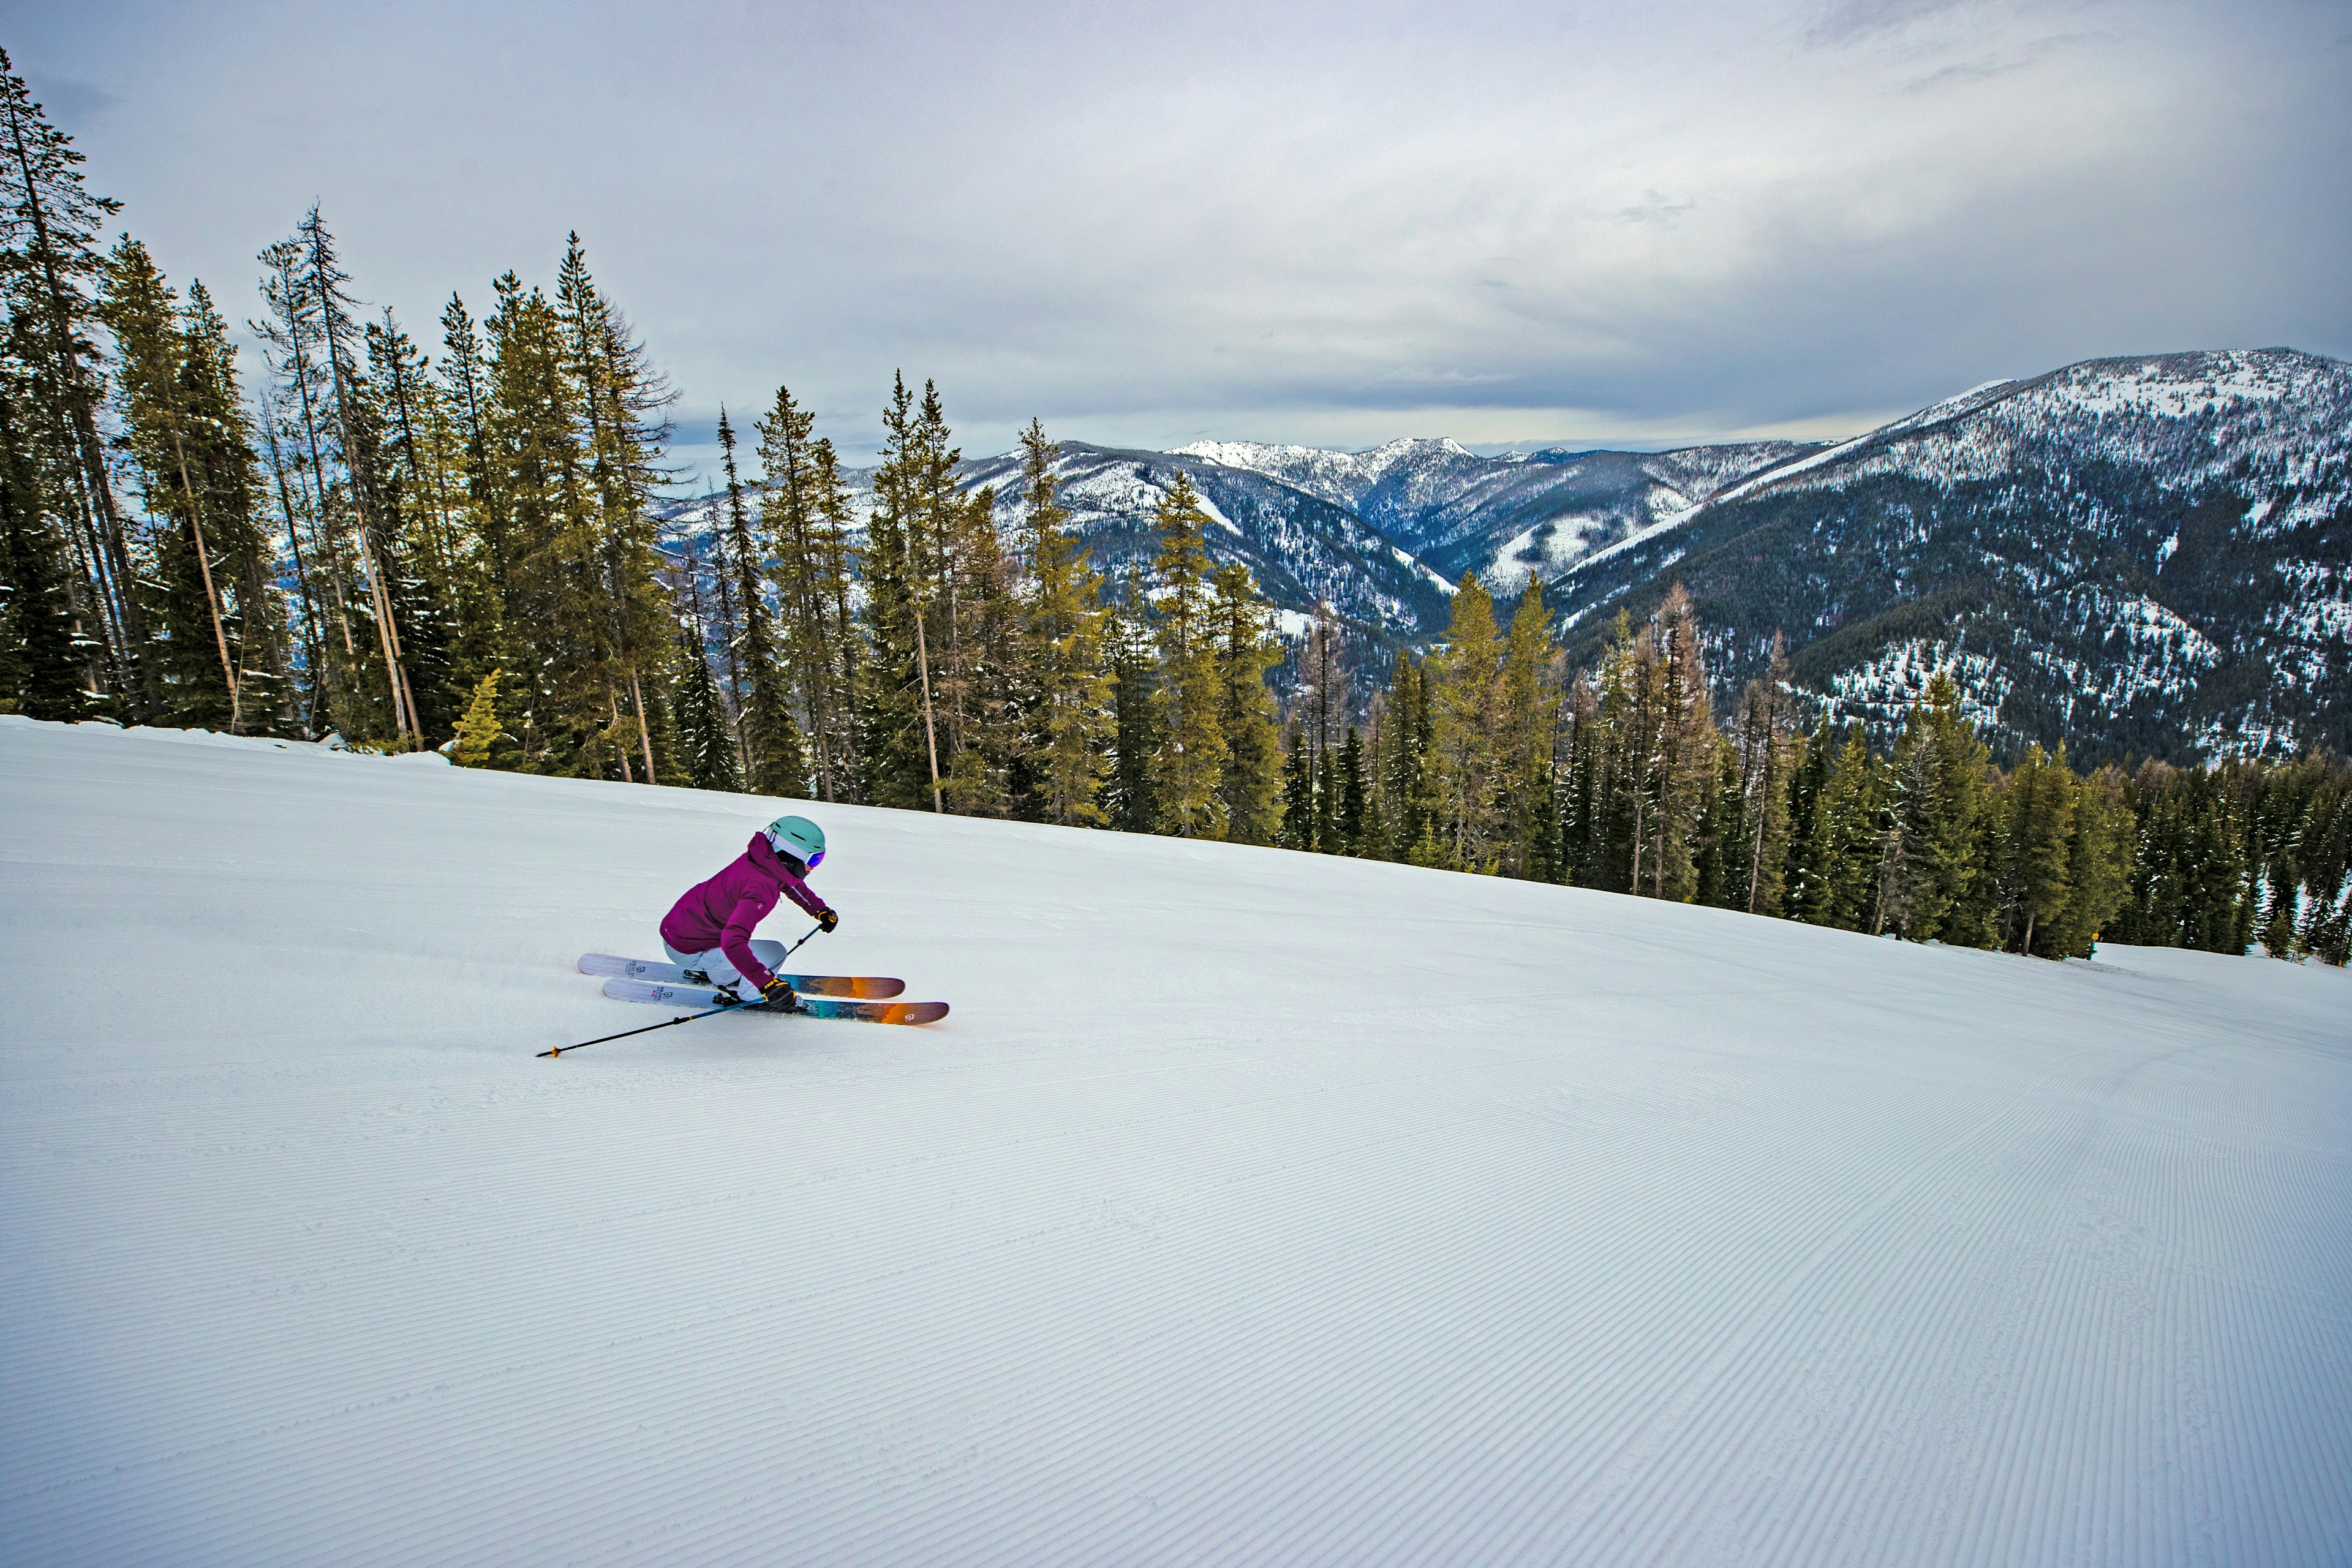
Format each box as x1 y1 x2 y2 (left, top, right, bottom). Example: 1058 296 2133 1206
4 717 2348 1566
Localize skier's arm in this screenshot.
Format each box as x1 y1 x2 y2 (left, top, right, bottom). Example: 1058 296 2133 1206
776 869 833 924
720 892 778 989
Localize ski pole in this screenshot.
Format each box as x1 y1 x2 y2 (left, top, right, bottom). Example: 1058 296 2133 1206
543 924 822 1060
542 1006 731 1058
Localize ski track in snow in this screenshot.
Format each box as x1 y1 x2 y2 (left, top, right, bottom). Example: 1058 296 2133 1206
3 717 2349 1566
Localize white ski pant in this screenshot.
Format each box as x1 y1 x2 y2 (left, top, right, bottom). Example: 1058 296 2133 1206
665 940 758 1000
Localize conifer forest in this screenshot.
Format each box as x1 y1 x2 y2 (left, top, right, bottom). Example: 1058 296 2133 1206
1 51 2343 965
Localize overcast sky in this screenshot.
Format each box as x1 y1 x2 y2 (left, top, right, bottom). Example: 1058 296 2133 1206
13 0 2350 477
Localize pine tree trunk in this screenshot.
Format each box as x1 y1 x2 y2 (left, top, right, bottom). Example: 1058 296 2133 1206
608 688 634 783
630 665 656 783
265 425 331 734
913 600 942 812
164 423 243 732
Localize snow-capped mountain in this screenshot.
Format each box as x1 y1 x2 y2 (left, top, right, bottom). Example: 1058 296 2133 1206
952 442 1456 636
666 347 2345 760
663 442 1458 643
1550 349 2352 760
1181 437 1820 590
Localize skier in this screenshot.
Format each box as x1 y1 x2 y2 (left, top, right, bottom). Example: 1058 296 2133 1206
660 815 839 1012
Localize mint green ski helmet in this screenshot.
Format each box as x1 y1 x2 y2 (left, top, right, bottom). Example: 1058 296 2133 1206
765 814 826 869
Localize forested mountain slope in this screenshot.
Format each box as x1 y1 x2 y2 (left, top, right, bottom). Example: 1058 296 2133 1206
1548 350 2352 761
1179 436 1820 589
669 441 1457 642
659 350 2346 763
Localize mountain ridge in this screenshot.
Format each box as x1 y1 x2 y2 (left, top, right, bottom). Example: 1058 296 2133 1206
669 347 2348 759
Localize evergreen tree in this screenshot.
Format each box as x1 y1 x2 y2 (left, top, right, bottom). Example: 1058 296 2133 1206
556 233 680 785
1880 672 1989 940
438 290 510 625
1781 717 1838 919
0 51 151 714
1498 582 1560 878
1299 604 1346 856
1102 574 1159 834
1430 573 1505 870
1557 672 1603 884
2296 776 2351 964
1727 636 1796 915
0 382 82 717
1795 727 1884 929
296 207 421 744
1381 652 1440 865
669 632 744 793
254 238 365 739
1149 473 1227 839
101 239 241 728
756 383 849 799
2045 763 2132 957
363 308 464 737
1278 726 1315 851
1640 585 1717 901
480 270 590 770
859 373 943 810
1335 725 1369 856
941 482 1023 816
1213 561 1283 845
727 402 806 795
1017 419 1111 825
805 434 864 796
1693 745 1747 908
2000 745 2077 956
448 668 519 769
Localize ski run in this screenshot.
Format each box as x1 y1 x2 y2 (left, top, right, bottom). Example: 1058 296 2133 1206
2 715 2348 1566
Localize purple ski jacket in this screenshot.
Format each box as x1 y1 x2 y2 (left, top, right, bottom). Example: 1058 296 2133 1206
660 834 830 990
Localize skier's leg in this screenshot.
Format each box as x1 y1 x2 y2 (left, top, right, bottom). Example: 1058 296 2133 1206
663 940 753 998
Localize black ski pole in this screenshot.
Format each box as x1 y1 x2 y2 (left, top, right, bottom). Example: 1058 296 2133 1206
542 1006 729 1059
543 923 824 1059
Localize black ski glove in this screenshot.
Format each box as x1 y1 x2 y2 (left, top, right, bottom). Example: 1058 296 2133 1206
817 907 839 933
760 976 802 1011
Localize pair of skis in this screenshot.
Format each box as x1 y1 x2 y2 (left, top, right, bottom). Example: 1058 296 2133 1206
543 938 949 1058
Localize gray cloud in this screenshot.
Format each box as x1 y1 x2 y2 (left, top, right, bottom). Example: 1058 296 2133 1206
22 70 120 125
15 0 2348 472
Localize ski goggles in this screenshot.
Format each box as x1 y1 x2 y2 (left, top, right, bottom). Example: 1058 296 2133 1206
805 849 824 869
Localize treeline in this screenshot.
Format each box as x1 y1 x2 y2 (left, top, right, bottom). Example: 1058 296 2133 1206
0 55 1288 823
3 54 2343 967
1280 579 2352 965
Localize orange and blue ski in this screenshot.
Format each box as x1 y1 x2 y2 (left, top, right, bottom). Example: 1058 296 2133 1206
576 950 904 1000
600 975 948 1026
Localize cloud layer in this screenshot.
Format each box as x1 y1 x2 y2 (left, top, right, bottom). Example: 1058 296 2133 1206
20 0 2350 467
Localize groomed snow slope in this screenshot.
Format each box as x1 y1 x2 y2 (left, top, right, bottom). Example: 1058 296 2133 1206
4 717 2348 1567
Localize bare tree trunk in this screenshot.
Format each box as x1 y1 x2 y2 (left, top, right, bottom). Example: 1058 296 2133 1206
263 418 332 733
630 665 657 783
163 425 242 732
354 531 411 738
608 688 634 783
913 605 942 812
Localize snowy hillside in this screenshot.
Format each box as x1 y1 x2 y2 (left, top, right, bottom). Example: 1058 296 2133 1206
954 442 1457 635
1181 436 1819 589
668 441 1457 642
6 715 2350 1566
1554 349 2352 759
1709 349 2351 514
